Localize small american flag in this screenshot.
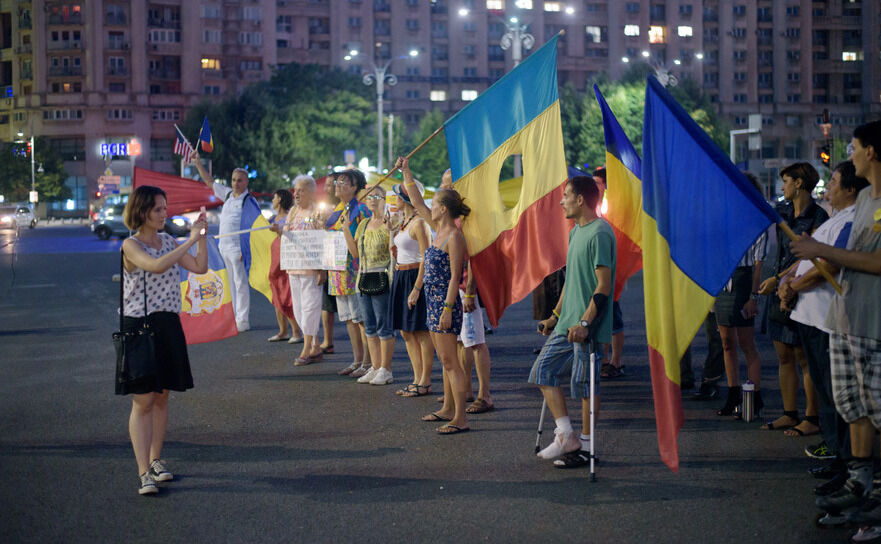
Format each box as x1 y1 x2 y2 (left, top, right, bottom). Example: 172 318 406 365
173 125 194 163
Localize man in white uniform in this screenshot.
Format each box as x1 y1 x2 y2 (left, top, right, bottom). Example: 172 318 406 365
193 154 252 331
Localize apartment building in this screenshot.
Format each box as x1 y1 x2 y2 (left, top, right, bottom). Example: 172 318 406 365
1 0 878 213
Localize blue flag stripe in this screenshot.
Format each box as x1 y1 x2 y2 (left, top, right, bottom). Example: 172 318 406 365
594 85 641 179
642 76 779 295
443 35 559 182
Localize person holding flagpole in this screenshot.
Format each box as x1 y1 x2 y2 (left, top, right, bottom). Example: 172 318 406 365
529 175 615 467
191 150 253 332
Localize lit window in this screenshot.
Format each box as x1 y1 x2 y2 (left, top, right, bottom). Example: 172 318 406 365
486 0 504 9
624 25 640 36
461 89 478 101
648 26 666 44
201 58 221 70
842 51 857 61
544 2 561 11
585 25 602 43
515 0 532 9
677 25 692 37
430 90 447 101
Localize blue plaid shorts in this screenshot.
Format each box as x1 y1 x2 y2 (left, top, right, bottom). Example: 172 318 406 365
830 333 881 428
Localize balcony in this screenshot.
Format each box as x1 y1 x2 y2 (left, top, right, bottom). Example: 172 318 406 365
48 65 84 77
47 41 83 51
374 2 390 12
106 13 127 26
107 66 128 76
18 16 31 30
149 69 181 80
15 44 32 54
148 18 181 30
107 40 131 51
48 13 83 25
20 69 32 80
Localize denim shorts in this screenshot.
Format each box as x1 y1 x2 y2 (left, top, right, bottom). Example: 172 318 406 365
359 291 393 340
528 333 601 399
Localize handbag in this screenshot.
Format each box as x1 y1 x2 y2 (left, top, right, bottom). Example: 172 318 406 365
767 293 795 325
113 252 156 394
356 222 391 296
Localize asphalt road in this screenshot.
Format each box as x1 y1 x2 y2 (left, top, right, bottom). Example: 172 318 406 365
0 225 848 543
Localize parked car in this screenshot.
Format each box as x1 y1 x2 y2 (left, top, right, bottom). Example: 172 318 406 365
90 203 191 240
0 205 37 230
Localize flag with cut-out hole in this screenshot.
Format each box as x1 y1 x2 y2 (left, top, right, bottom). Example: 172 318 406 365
443 35 570 325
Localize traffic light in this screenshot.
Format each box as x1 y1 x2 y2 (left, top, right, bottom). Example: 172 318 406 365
820 144 831 167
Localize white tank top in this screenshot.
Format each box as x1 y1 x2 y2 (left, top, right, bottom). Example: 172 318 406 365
394 223 422 265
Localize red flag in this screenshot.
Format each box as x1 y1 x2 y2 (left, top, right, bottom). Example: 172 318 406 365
133 167 222 217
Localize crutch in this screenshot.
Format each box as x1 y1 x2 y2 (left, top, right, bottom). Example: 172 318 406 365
534 398 547 453
583 338 599 482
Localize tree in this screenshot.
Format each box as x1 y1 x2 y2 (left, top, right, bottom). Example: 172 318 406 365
0 137 68 203
404 110 449 187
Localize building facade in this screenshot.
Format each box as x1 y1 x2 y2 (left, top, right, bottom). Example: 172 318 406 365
1 0 878 213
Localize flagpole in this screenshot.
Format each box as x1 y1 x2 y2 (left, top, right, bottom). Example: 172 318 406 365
213 225 272 239
358 125 444 202
778 221 842 294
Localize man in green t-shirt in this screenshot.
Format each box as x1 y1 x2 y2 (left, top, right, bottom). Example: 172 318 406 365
528 176 616 467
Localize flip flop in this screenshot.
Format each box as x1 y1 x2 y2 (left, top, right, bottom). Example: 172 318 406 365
422 412 452 422
307 352 323 363
437 395 475 404
268 334 290 342
321 344 335 354
288 336 305 345
465 398 495 414
437 424 469 435
553 450 590 469
397 384 418 396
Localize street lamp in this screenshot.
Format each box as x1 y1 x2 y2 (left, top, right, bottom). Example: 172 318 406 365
349 47 418 173
16 129 37 203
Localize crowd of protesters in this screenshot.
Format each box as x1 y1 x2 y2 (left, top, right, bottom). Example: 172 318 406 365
120 119 881 544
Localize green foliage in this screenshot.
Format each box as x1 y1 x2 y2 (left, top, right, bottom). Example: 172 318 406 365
404 110 448 187
0 137 68 202
559 66 730 171
180 63 377 193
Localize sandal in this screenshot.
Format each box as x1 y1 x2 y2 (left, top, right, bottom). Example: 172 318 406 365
294 356 309 366
761 415 798 430
784 421 820 437
600 364 624 379
437 424 469 435
402 384 431 398
321 344 335 354
553 450 590 469
268 334 290 342
307 352 323 363
466 398 495 414
422 412 452 422
397 383 418 396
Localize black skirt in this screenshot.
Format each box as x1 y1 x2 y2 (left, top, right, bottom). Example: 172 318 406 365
715 266 754 328
117 312 194 395
388 268 428 332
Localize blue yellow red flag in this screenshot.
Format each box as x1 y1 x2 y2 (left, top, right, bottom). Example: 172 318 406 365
179 237 237 344
443 34 570 325
641 76 780 471
199 117 214 153
594 85 644 301
240 195 275 304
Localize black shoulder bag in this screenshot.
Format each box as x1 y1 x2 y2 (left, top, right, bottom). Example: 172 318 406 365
113 252 156 394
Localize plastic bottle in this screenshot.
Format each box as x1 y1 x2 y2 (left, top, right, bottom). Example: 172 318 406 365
463 311 476 343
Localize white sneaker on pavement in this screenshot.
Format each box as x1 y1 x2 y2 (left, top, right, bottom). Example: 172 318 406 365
537 428 581 460
357 367 379 383
369 368 394 385
138 472 158 495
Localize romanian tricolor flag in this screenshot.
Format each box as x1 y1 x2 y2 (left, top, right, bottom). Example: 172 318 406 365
444 35 569 326
179 237 237 344
594 86 644 302
641 76 780 471
199 117 214 153
240 195 275 305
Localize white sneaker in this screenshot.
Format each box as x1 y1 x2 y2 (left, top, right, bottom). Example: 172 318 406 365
149 459 173 482
369 368 394 385
537 428 581 460
236 322 250 332
357 367 379 383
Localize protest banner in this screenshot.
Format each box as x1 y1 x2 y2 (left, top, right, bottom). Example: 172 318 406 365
280 230 348 271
